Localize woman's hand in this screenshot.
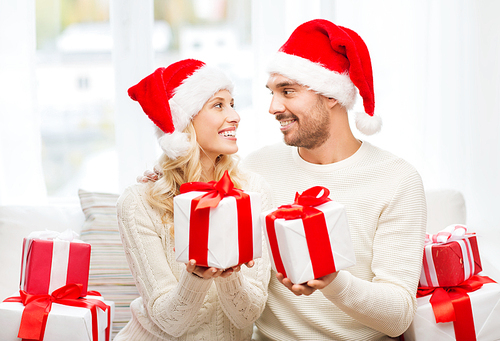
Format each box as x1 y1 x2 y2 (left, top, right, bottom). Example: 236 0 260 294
186 260 241 279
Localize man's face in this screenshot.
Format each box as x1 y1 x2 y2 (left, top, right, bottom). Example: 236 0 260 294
266 74 331 149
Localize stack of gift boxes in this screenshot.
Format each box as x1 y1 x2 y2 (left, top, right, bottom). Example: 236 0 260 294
173 171 500 341
403 225 500 341
0 230 114 341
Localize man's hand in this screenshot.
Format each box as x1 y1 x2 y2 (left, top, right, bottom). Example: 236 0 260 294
276 271 338 296
137 166 163 183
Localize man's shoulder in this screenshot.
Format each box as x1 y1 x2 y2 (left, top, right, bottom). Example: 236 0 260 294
243 143 294 173
364 142 421 180
244 142 290 160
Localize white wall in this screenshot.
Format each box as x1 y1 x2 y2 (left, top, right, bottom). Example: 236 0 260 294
330 1 500 234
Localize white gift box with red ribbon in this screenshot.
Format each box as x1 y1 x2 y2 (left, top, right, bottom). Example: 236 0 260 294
403 281 500 341
0 291 114 341
262 186 356 284
174 171 262 269
20 229 91 296
419 225 482 288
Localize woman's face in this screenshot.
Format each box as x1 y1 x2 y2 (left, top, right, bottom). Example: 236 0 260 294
192 89 240 161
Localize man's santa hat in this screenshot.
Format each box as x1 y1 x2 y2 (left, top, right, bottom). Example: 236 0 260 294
128 59 234 159
267 19 382 135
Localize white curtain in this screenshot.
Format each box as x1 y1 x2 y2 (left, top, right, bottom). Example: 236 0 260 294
0 0 47 205
110 0 159 192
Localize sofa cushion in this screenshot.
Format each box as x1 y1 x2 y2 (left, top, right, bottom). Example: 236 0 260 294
0 204 84 300
78 189 139 338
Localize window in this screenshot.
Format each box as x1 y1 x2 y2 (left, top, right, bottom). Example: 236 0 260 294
35 0 253 197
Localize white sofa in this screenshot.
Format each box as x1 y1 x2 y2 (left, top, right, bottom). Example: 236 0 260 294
1 188 499 337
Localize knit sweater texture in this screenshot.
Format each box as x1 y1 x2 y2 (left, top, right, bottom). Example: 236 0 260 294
242 141 427 341
114 170 273 341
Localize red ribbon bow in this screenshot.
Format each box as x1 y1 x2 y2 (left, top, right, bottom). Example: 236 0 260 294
179 170 253 267
417 275 496 341
265 186 335 281
3 283 111 341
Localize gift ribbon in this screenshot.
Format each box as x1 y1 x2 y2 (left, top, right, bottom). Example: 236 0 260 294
27 229 80 242
417 275 496 341
425 224 467 244
3 283 111 341
180 170 253 266
265 186 335 281
420 225 479 287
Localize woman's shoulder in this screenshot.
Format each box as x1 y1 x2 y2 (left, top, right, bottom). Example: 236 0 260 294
117 183 150 212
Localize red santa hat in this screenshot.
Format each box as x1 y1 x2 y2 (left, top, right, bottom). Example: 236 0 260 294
128 59 234 159
267 19 382 135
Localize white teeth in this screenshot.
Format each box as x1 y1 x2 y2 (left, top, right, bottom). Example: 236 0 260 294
280 120 295 127
219 130 235 137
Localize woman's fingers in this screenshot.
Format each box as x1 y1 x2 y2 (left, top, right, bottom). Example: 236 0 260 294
186 260 243 279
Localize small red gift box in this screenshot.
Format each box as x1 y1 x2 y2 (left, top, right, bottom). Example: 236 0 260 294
262 186 356 284
20 230 91 296
419 225 482 288
174 171 262 269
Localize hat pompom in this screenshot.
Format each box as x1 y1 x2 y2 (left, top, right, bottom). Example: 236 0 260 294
158 131 191 159
355 112 382 135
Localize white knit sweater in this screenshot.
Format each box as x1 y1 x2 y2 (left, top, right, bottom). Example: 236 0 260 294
242 141 427 341
115 170 273 341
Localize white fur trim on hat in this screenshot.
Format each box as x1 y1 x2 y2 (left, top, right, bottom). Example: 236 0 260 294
267 52 357 110
169 64 234 132
355 111 382 135
158 131 191 159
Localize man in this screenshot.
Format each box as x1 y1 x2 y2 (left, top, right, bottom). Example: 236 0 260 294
140 19 426 340
241 19 426 340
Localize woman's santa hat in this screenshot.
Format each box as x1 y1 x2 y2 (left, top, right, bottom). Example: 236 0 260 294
267 19 382 135
128 59 234 159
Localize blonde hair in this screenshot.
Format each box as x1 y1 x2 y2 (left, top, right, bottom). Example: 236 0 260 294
145 122 246 235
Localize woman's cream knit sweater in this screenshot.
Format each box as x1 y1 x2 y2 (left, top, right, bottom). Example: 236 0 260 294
114 171 272 341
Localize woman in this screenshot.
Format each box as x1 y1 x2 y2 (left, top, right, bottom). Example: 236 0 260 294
114 59 272 340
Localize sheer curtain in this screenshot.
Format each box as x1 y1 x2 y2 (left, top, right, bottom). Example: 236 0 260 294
0 0 47 205
110 0 158 191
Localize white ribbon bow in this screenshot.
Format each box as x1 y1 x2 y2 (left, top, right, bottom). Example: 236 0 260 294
27 229 80 242
425 224 467 244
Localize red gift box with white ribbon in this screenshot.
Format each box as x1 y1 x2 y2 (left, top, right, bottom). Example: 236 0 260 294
174 171 262 269
20 230 91 296
262 186 356 284
419 225 482 288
